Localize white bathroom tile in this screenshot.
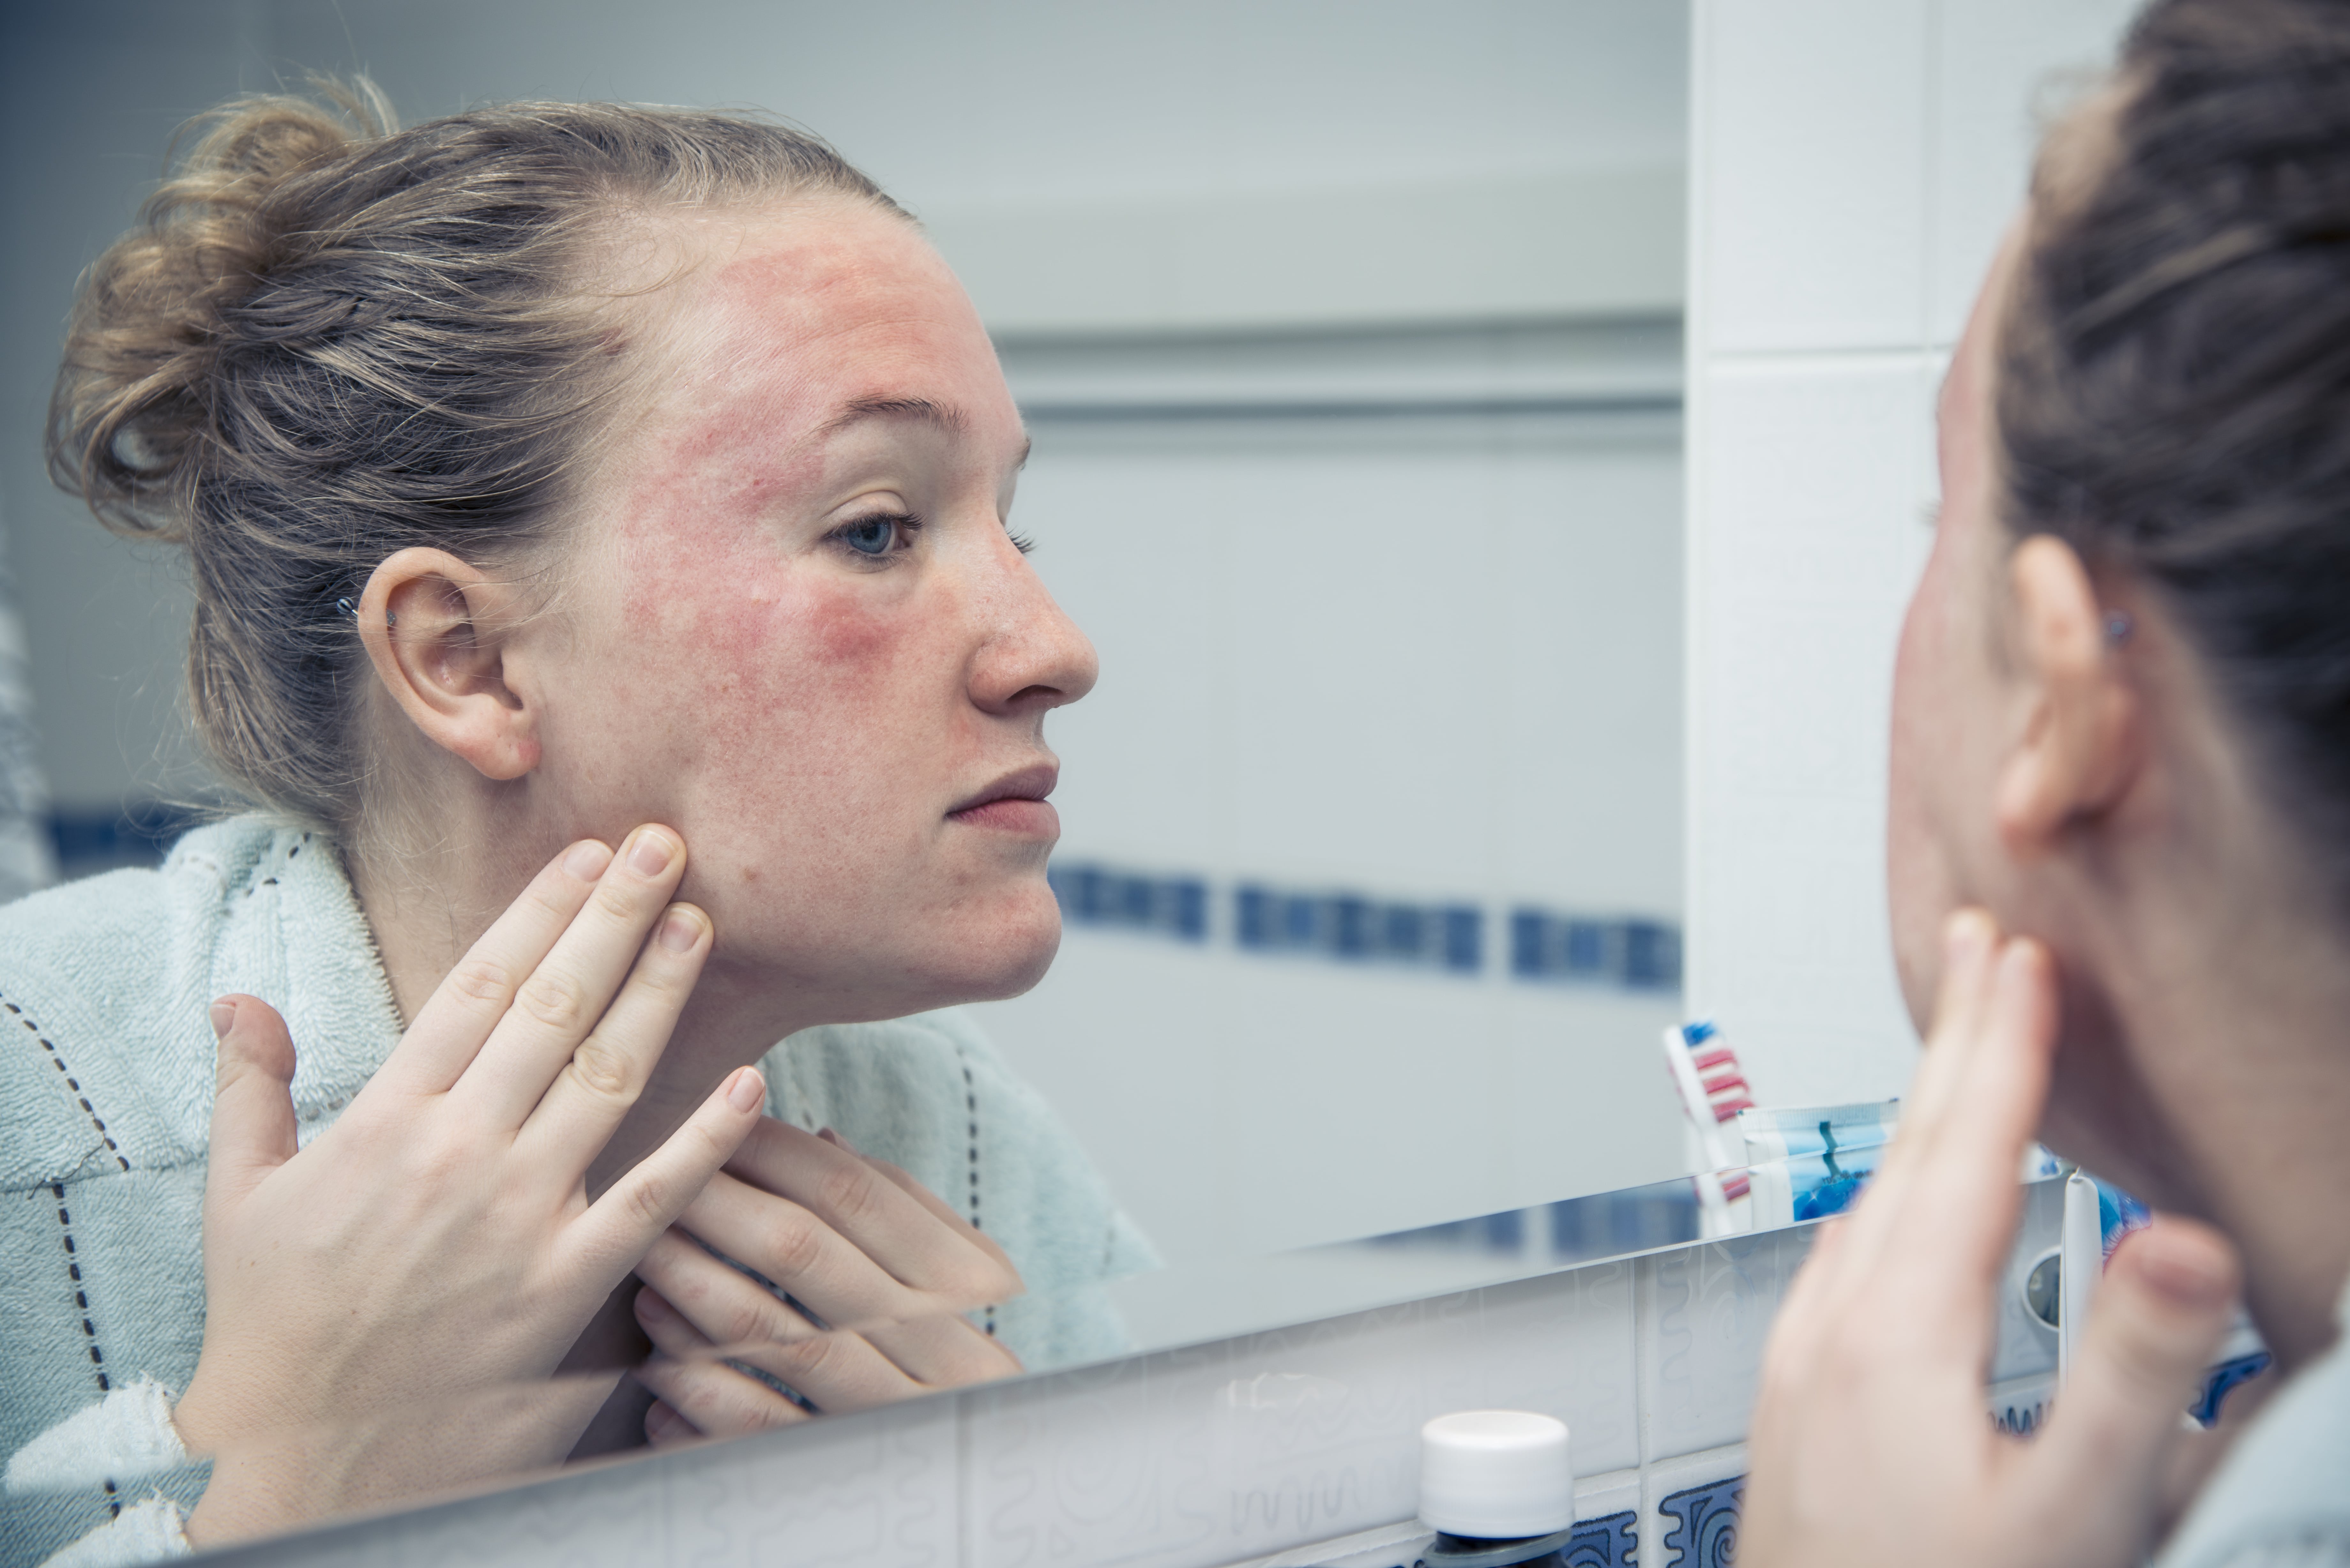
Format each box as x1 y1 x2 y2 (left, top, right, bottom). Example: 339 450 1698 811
1926 0 2145 345
1639 1226 1817 1463
1686 356 1941 1109
1638 1443 1748 1568
961 1338 1234 1568
1696 0 1930 354
1470 1262 1642 1476
659 1399 962 1568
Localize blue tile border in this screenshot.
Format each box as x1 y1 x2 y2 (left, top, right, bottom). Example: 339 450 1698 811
1658 1476 1742 1568
1562 1508 1639 1568
1045 862 1208 941
1049 857 1681 995
1236 883 1481 972
1512 909 1682 989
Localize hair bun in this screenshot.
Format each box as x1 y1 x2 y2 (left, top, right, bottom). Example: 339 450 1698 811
46 78 394 542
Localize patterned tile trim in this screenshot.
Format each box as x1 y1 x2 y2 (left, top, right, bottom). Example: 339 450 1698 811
1658 1476 1742 1568
1561 1508 1639 1568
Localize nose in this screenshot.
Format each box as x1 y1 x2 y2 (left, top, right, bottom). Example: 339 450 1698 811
968 532 1098 718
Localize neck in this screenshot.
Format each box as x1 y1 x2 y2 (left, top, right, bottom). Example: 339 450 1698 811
349 808 806 1198
2053 858 2350 1372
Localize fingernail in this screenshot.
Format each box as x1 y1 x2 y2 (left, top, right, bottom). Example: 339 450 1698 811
629 829 678 877
634 1288 671 1324
564 840 612 880
658 906 704 953
209 999 236 1039
645 1400 687 1444
725 1066 764 1112
1945 908 1992 964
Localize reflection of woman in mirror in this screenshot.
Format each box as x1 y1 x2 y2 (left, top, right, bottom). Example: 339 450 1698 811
2 82 1151 1560
1744 2 2350 1564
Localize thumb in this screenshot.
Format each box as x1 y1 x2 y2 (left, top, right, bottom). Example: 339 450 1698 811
2034 1216 2239 1545
205 995 299 1216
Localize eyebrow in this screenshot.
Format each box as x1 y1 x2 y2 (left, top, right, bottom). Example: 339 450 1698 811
815 395 1032 469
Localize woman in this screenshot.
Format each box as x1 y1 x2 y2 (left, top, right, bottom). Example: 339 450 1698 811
1744 2 2350 1564
2 82 1151 1561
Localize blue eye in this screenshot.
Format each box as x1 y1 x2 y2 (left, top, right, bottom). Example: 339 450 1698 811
833 513 914 557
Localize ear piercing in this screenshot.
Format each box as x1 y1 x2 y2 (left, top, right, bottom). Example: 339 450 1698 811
334 598 394 627
2104 610 2134 645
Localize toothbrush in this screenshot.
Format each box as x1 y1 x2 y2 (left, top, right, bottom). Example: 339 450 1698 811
1662 1021 1752 1218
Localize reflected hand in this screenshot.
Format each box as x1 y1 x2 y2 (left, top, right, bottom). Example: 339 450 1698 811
173 829 766 1545
1740 910 2240 1568
630 1122 1024 1442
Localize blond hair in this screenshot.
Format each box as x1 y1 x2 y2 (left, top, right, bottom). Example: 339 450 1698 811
48 79 901 835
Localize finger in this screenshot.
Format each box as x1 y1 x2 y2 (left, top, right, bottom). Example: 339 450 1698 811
643 1398 700 1449
705 1119 1021 1309
371 839 613 1096
858 1155 1023 1285
2031 1218 2239 1545
204 996 299 1216
632 1293 812 1437
564 1065 765 1280
1835 922 2045 1291
635 1231 825 1348
512 904 712 1179
1895 938 2058 1256
458 826 690 1127
863 1313 1025 1386
671 1171 926 1333
634 1351 811 1439
1890 909 2003 1153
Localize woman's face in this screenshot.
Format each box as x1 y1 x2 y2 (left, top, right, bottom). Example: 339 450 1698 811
1884 227 2026 1031
523 198 1094 1021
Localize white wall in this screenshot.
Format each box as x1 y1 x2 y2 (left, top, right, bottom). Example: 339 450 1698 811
974 325 1691 1260
1683 0 2140 1108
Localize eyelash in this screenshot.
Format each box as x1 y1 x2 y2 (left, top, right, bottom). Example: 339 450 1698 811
821 513 1038 560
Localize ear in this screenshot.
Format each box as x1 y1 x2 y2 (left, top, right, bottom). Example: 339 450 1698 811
357 548 541 782
1993 535 2142 859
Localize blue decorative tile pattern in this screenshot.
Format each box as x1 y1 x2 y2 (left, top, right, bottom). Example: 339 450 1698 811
1048 857 1682 993
1511 909 1682 989
1658 1477 1742 1568
1236 883 1482 972
1991 1390 2048 1436
1563 1508 1639 1568
2191 1352 2271 1428
1047 861 1209 941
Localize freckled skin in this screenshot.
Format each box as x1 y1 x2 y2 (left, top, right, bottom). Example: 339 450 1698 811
486 199 1095 1034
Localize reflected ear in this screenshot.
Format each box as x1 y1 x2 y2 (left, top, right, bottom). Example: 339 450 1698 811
1993 535 2141 860
357 548 541 782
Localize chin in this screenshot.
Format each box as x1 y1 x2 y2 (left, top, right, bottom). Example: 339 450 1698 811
855 890 1065 1018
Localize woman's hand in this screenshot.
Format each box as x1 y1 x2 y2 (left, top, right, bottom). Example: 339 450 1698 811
173 827 765 1545
627 1121 1025 1441
1740 909 2241 1568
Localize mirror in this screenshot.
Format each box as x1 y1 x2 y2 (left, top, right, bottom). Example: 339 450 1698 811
0 1 1701 1557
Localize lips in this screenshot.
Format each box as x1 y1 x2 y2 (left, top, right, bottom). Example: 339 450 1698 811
947 763 1060 835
